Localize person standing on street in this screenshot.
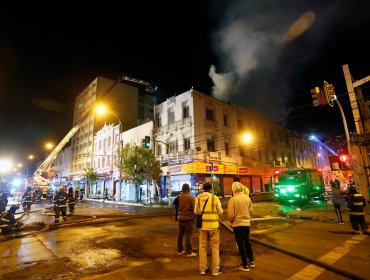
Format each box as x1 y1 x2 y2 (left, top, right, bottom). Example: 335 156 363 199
346 183 369 234
67 187 76 215
194 182 223 276
233 177 250 196
103 189 109 202
22 186 33 213
173 183 197 257
330 179 344 224
228 181 255 272
53 186 68 223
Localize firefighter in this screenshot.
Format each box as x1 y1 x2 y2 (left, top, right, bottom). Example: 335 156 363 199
53 186 68 223
22 186 33 213
67 187 76 215
0 192 8 213
346 183 369 234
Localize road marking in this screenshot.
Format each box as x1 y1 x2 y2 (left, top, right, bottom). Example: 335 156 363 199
287 235 367 280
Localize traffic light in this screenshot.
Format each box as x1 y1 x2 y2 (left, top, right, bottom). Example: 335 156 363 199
143 136 150 148
310 86 325 106
339 154 351 170
323 81 335 105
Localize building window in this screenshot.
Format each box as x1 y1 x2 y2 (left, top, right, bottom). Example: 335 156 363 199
207 138 215 152
157 144 162 156
108 137 111 147
169 140 178 154
156 116 162 127
102 157 105 167
183 103 189 118
168 107 175 124
223 115 228 127
225 142 229 155
206 108 214 121
184 138 190 151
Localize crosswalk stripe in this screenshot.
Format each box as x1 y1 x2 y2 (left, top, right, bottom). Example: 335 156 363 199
287 235 367 280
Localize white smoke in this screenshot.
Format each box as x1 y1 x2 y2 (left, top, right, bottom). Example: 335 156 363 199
208 1 319 123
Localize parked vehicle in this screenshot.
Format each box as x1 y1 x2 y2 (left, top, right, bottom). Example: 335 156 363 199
273 169 325 204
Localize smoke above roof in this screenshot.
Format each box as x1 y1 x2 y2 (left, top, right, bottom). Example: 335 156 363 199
208 1 319 124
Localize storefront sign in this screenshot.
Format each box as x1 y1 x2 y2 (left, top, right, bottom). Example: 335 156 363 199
239 167 248 173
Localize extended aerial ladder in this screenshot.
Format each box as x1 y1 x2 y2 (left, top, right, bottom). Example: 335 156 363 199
33 74 157 186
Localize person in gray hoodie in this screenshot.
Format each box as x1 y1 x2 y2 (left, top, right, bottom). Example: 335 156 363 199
228 181 254 272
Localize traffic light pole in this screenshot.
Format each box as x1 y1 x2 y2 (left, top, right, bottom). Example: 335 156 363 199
334 98 358 181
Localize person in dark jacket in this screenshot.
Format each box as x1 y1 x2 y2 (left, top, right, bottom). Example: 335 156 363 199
53 186 68 223
173 183 197 257
0 192 8 213
330 179 344 224
346 184 369 234
67 187 76 215
22 187 33 213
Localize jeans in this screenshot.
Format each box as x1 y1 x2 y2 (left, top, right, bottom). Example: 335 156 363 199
333 204 343 222
177 219 194 254
233 226 254 267
199 229 220 274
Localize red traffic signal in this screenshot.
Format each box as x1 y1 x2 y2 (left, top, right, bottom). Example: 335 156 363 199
339 154 348 162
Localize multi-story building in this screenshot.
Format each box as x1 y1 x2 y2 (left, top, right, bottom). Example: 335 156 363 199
154 88 331 198
70 76 156 188
92 121 154 202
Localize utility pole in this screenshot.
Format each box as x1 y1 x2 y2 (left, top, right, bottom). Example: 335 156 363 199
342 64 370 201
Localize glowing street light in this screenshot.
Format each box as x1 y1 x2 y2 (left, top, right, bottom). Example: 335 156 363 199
0 159 13 182
236 132 253 176
45 142 54 150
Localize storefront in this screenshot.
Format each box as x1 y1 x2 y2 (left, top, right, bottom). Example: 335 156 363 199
160 162 276 198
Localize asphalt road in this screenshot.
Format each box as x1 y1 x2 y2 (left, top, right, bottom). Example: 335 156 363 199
0 199 369 280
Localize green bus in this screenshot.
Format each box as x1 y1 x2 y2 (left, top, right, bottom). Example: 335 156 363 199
273 169 325 204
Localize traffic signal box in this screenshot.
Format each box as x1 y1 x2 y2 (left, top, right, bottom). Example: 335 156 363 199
310 82 335 106
310 86 325 106
329 154 352 171
143 136 150 148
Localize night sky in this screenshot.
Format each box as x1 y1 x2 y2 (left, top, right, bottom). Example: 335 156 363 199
1 1 370 162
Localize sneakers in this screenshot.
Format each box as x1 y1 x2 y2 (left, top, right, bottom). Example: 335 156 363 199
337 221 344 224
177 250 186 255
249 262 256 268
212 267 222 276
200 268 209 275
236 265 250 272
187 252 197 257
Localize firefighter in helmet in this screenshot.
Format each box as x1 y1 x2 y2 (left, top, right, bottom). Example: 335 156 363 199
346 183 369 234
53 186 68 223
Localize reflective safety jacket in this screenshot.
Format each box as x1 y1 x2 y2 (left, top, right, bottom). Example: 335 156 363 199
347 192 366 215
195 192 223 230
22 190 33 203
53 191 68 208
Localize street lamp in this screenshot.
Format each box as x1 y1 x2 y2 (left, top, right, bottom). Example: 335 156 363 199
95 104 123 201
236 133 253 177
